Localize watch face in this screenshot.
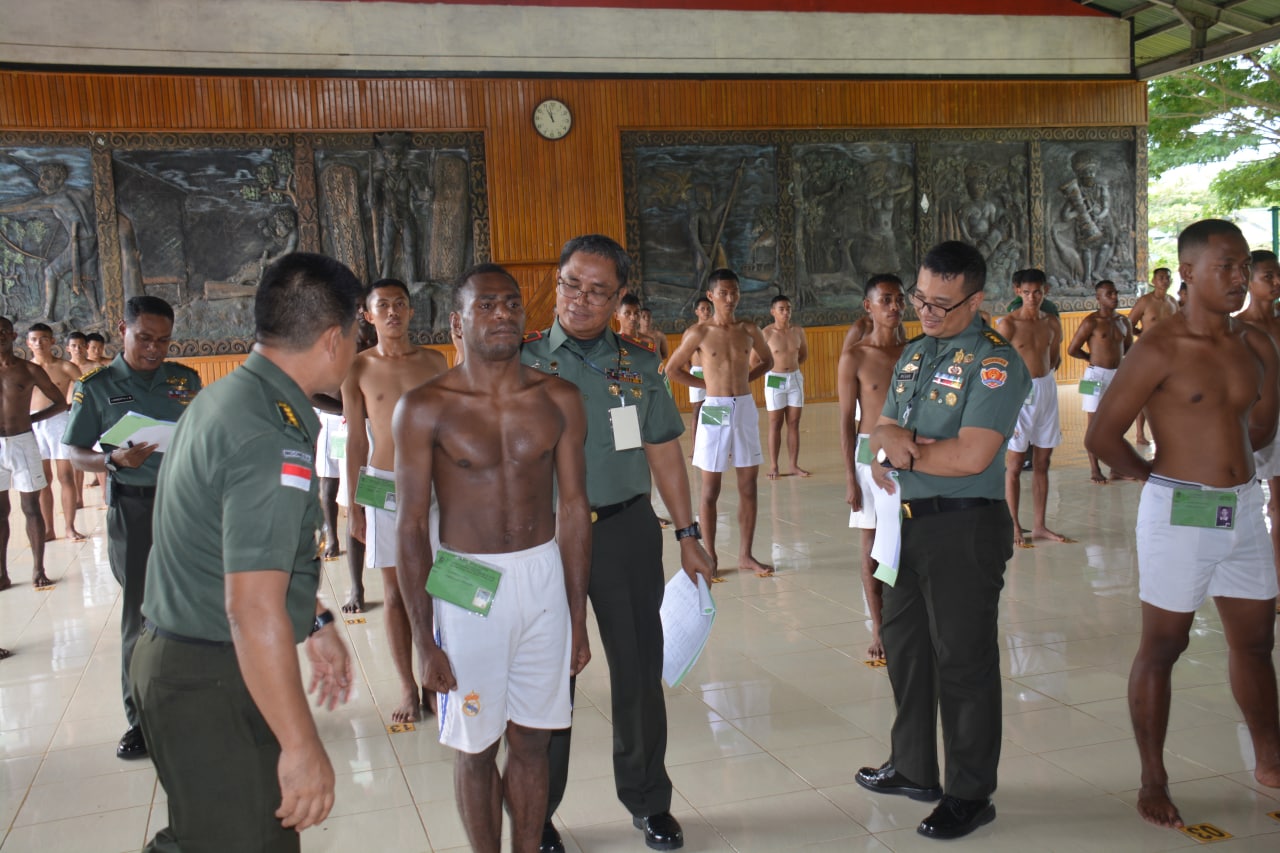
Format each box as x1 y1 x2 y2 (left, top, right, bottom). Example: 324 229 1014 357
533 99 572 140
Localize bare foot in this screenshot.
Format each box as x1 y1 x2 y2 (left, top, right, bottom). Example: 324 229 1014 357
1136 435 1151 446
867 637 884 661
1136 784 1183 828
0 647 11 660
32 571 54 589
68 528 86 542
422 686 438 716
1013 529 1031 548
1110 470 1138 481
392 686 421 724
323 547 341 561
75 498 84 509
1031 526 1068 543
1090 471 1109 485
767 467 780 480
792 467 811 478
740 555 774 577
341 592 365 614
1255 759 1280 788
43 533 55 543
0 575 10 592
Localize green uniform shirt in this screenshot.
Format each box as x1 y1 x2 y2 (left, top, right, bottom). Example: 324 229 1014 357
142 352 322 643
62 355 202 487
521 319 684 507
882 316 1031 501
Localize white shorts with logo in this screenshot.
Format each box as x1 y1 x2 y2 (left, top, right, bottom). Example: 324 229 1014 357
692 394 763 472
688 366 706 404
314 411 346 478
0 432 48 493
763 370 804 412
1137 475 1277 612
848 435 878 529
1008 373 1062 453
1079 364 1117 414
32 411 71 461
435 539 572 753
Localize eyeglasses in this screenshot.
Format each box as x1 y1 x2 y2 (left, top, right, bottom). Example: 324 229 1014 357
557 277 619 307
909 288 976 319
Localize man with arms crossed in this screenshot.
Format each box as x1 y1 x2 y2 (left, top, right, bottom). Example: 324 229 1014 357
667 268 775 577
1127 267 1179 445
998 269 1066 546
837 274 905 660
1066 280 1132 484
396 264 591 853
523 234 713 852
342 278 448 722
1240 250 1280 595
761 294 810 479
682 297 713 453
0 316 66 593
858 241 1030 840
26 323 85 540
1087 220 1280 828
64 330 95 509
84 332 111 366
133 253 358 851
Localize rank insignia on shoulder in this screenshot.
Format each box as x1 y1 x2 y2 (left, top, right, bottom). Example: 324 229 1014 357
522 330 544 344
982 328 1011 347
619 333 656 353
79 365 107 382
276 401 302 430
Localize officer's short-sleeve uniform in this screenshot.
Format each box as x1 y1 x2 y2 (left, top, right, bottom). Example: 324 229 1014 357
61 354 201 728
521 319 683 820
131 351 322 853
877 315 1030 803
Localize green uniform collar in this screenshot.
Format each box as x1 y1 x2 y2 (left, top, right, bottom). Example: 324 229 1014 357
546 317 617 356
239 351 320 442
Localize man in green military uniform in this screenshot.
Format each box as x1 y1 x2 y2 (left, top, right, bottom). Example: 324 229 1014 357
858 241 1031 841
62 296 202 760
523 234 713 853
132 253 362 852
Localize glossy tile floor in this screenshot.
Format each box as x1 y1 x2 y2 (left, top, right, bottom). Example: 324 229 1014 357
3 389 1280 852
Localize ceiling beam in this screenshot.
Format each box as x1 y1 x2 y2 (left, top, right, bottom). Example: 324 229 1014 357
1143 0 1270 35
1138 22 1280 78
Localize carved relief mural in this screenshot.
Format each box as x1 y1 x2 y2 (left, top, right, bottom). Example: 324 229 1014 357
0 131 489 354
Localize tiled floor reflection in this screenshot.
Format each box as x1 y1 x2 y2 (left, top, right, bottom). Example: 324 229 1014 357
2 389 1278 851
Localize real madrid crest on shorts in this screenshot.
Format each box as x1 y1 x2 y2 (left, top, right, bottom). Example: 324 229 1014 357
463 691 481 716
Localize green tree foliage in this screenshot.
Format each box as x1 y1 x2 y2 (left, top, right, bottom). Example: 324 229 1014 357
1148 47 1280 210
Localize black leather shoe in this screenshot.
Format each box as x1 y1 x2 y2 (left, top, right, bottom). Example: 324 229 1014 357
855 762 942 801
116 725 147 760
917 795 995 839
632 811 683 850
539 821 565 853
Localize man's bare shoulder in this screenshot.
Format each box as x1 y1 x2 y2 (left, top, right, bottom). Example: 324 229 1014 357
1240 319 1280 358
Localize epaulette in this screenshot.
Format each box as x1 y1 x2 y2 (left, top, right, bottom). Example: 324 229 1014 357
276 400 303 431
619 333 656 353
982 327 1012 348
522 329 544 344
168 362 201 377
78 364 108 383
906 332 926 344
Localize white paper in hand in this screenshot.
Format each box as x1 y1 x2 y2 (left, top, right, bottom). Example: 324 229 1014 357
660 572 716 687
870 471 902 586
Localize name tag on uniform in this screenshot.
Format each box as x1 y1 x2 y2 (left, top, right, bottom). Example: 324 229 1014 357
355 468 396 511
1170 487 1235 530
427 550 502 617
610 404 642 451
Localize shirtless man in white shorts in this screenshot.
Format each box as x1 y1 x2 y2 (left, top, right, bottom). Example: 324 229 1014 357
837 274 905 659
395 265 590 853
682 297 713 454
313 405 346 560
667 269 774 576
0 316 67 594
1239 249 1280 593
998 269 1066 546
761 294 809 479
1065 280 1132 484
26 323 85 540
1086 219 1280 829
343 278 448 722
1127 267 1179 445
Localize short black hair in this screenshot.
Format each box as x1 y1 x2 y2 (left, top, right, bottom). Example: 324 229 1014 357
1153 267 1172 277
366 278 411 306
694 297 712 310
559 234 631 288
255 252 363 351
124 296 174 326
920 241 986 293
27 323 53 335
1178 219 1244 258
67 331 87 343
1252 250 1278 266
639 307 652 316
1095 279 1116 291
452 262 519 312
864 273 904 299
1018 268 1047 287
619 293 642 309
85 332 105 345
708 268 739 287
770 294 791 307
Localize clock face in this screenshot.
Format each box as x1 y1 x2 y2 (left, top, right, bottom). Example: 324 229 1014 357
533 99 572 140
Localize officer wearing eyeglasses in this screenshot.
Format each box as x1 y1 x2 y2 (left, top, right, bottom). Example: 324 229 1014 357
521 234 713 853
857 241 1030 841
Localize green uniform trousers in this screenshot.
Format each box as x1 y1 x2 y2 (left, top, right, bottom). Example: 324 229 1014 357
881 501 1012 801
107 484 155 728
547 497 673 819
131 627 298 853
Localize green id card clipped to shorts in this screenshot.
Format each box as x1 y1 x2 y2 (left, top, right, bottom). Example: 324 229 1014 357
1170 487 1236 530
856 435 874 465
766 374 785 389
426 550 503 617
701 405 729 426
1078 379 1100 396
354 468 396 511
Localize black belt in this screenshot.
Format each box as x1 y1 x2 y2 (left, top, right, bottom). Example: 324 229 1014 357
901 496 1000 520
144 619 233 648
591 493 645 524
113 482 157 499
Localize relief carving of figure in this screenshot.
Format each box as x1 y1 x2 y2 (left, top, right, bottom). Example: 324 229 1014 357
1053 149 1116 284
370 133 433 282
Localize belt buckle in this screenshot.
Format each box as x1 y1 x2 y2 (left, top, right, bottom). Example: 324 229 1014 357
901 502 913 519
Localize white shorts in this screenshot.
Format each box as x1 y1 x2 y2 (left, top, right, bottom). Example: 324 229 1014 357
1137 475 1278 612
1008 373 1062 453
435 539 572 753
848 435 877 529
764 370 804 412
688 366 706 404
0 432 48 493
1079 364 1116 414
692 394 763 472
363 465 439 568
32 411 71 461
314 411 346 479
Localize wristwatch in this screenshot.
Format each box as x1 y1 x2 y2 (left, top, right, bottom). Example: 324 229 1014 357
103 449 120 474
674 522 702 541
311 609 335 635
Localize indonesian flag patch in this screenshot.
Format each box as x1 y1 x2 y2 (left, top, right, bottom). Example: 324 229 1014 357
280 462 312 491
